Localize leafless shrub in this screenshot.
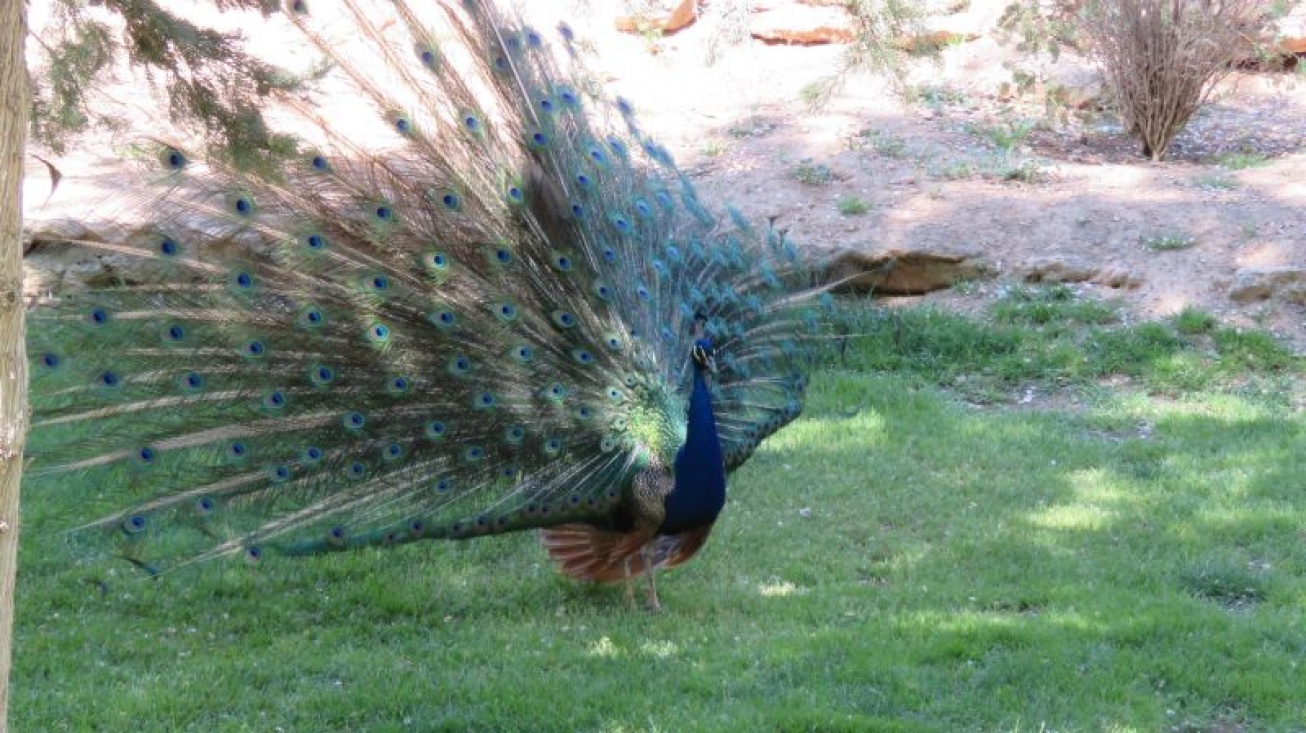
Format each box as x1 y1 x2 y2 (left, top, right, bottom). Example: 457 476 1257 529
1077 0 1276 161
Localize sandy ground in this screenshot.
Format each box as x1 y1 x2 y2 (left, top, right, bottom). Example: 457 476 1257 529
23 1 1306 350
572 5 1306 351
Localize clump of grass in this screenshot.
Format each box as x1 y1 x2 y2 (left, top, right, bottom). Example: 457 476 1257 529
849 128 908 158
909 82 972 110
1142 233 1196 251
932 159 977 180
792 159 833 186
969 118 1036 154
1212 327 1299 372
829 285 1298 398
837 195 870 216
991 284 1119 327
700 138 728 157
1174 307 1217 335
1179 560 1269 609
1215 150 1269 169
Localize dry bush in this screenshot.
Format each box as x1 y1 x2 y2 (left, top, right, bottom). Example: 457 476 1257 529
1078 0 1275 161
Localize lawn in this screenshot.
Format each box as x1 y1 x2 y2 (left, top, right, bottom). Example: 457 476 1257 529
13 290 1305 732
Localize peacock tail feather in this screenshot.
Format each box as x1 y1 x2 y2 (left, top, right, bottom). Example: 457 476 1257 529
25 0 831 577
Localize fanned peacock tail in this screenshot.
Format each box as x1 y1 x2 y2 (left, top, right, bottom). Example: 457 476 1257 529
26 0 831 578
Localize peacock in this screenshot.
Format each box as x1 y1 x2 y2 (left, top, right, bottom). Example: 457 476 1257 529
25 0 830 610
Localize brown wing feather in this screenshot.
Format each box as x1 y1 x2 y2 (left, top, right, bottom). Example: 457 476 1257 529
538 524 715 583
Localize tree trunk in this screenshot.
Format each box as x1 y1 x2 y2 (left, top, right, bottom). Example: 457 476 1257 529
0 0 30 730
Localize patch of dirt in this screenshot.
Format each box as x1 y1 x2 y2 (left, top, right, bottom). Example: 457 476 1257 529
576 4 1306 352
22 1 1306 351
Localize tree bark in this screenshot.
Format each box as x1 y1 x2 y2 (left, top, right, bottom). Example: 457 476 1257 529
0 0 30 730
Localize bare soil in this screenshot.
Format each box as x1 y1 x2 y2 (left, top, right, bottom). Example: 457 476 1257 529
23 1 1306 350
580 6 1306 351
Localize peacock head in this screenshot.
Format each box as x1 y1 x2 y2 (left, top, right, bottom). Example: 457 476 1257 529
691 338 716 375
691 313 716 375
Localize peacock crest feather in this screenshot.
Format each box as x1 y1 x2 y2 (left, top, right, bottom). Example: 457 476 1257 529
26 0 831 605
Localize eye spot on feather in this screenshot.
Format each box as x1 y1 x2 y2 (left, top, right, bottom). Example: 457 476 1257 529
305 233 328 250
269 464 292 482
88 307 109 325
299 307 325 329
233 271 255 290
39 352 60 369
135 446 156 465
158 237 180 256
425 420 448 440
418 46 439 68
551 310 576 329
302 446 324 464
122 515 148 535
181 372 204 390
463 446 485 462
244 546 263 564
195 497 216 516
435 478 453 493
342 411 366 430
230 195 255 217
558 22 575 41
494 302 517 322
263 390 287 409
346 461 368 479
162 148 187 170
162 324 186 343
383 443 404 461
310 154 329 171
448 355 472 376
242 340 266 358
227 441 248 460
99 371 120 388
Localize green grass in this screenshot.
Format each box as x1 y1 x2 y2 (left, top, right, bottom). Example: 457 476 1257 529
1142 233 1197 251
792 159 833 186
14 290 1306 732
837 195 870 216
1214 151 1270 170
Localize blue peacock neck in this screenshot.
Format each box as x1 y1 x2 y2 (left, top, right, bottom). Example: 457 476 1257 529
660 349 726 534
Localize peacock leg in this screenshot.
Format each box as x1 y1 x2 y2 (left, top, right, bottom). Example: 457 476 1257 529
641 545 661 612
622 557 635 609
